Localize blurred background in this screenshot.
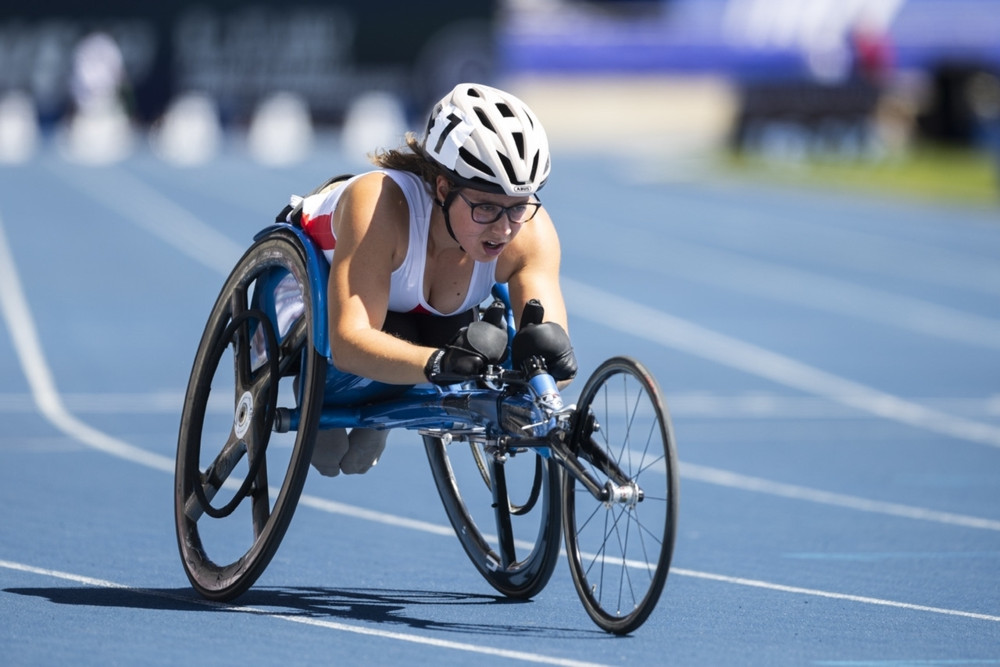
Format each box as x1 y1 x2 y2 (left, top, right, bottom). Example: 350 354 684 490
2 4 999 660
1 0 998 204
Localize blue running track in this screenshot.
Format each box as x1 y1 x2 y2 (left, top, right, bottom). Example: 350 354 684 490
1 142 998 665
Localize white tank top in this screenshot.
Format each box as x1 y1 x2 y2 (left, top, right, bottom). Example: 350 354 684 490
296 169 497 316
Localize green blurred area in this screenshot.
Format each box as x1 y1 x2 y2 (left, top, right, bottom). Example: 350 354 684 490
724 145 1000 209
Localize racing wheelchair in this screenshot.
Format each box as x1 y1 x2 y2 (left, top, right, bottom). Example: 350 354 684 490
174 221 679 634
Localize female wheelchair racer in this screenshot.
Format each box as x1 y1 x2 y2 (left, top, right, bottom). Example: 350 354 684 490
174 83 679 634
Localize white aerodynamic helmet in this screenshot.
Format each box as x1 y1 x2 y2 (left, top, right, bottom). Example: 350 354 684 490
422 83 551 197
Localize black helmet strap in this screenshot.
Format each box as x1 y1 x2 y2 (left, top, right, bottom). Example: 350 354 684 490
437 189 465 253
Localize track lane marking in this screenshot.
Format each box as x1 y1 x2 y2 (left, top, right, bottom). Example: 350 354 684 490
589 229 1000 349
0 560 610 667
669 567 1000 623
562 278 1000 449
680 463 1000 531
0 213 174 473
617 178 1000 298
46 161 244 274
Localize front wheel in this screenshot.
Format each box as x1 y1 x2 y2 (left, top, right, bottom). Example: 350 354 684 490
563 357 679 634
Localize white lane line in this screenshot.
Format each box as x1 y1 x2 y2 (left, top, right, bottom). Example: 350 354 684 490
562 278 1000 449
0 560 609 667
570 218 1000 348
249 496 1000 623
681 463 1000 532
296 495 456 537
620 178 1000 298
0 214 174 474
0 392 187 414
613 233 1000 350
45 161 243 274
670 567 1000 623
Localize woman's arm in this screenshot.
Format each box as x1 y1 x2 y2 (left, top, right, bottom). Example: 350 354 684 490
326 173 435 384
503 207 569 333
501 208 576 386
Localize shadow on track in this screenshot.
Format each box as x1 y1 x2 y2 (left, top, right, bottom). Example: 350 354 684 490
4 585 604 639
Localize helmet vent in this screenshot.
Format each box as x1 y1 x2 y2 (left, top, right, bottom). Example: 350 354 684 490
529 151 539 181
467 87 482 98
512 132 525 159
458 147 495 177
498 153 519 185
474 107 496 133
496 103 515 118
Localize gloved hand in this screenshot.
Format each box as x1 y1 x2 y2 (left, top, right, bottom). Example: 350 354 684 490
511 300 578 381
424 319 508 384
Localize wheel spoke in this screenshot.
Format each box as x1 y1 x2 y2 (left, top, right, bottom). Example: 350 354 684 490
227 285 253 385
280 315 307 357
183 430 245 522
248 423 271 539
573 484 603 535
207 430 246 487
616 507 636 614
628 507 663 568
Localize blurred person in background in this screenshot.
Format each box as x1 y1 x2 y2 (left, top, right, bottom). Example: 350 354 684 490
850 13 894 86
62 32 134 163
277 83 577 477
70 32 130 113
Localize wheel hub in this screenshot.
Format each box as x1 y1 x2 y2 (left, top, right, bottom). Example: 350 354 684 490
604 480 643 509
234 391 254 439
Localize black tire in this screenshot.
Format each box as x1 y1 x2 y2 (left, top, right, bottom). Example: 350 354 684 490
424 434 562 599
175 231 327 601
563 357 679 634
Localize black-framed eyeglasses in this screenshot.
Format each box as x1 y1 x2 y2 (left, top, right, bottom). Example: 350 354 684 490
456 191 542 225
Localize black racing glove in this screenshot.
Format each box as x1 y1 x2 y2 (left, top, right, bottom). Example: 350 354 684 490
424 320 508 384
511 300 578 381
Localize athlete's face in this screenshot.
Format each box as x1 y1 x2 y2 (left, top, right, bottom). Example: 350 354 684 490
441 184 540 261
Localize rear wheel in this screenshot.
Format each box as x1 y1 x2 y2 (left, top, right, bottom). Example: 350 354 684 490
424 435 562 599
563 356 679 634
174 232 326 601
